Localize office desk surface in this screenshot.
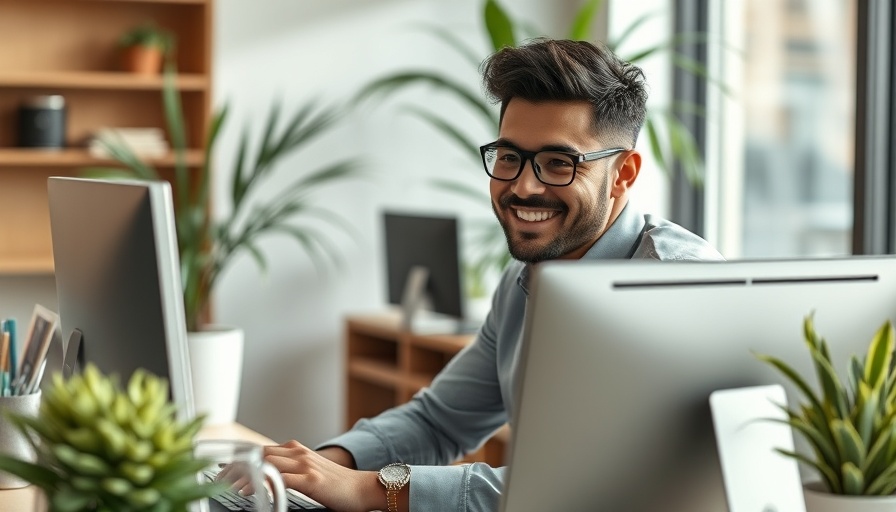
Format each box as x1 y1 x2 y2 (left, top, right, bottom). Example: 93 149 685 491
0 423 275 512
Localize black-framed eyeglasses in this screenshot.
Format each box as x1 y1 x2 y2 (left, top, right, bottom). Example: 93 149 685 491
479 143 628 187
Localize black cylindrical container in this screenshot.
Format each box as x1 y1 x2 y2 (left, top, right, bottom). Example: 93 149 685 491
17 95 67 149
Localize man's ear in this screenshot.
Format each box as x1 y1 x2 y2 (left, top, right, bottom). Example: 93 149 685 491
611 151 641 198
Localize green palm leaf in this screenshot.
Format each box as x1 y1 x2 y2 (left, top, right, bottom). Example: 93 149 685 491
357 72 497 131
568 0 603 41
608 10 658 51
483 0 515 50
401 106 485 163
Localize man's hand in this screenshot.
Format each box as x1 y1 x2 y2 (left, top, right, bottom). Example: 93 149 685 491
262 440 388 512
316 445 358 469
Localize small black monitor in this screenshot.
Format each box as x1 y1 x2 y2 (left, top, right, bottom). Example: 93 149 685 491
383 212 464 326
47 177 194 420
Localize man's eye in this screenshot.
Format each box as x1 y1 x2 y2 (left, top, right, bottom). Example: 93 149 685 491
497 152 520 163
545 158 573 167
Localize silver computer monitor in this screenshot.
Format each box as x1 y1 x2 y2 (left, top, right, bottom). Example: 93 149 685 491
501 256 896 512
47 177 194 420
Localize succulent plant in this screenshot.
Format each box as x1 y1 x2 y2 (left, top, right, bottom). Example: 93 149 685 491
757 313 896 495
0 364 224 511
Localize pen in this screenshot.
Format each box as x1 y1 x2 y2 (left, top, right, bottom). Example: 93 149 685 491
0 331 8 396
2 319 16 382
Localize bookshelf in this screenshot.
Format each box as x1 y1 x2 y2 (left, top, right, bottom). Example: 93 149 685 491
0 0 213 275
345 313 509 467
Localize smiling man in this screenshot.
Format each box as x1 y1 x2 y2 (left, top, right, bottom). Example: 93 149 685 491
259 39 723 512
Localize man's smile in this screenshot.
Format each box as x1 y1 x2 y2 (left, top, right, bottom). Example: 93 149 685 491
514 208 560 223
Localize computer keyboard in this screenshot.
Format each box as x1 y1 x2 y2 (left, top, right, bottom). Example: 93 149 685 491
203 470 330 511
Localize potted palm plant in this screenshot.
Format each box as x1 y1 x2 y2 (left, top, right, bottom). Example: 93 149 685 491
86 67 360 425
118 22 174 75
757 313 896 511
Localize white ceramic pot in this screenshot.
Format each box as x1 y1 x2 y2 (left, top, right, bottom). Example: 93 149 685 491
187 326 244 425
803 481 896 512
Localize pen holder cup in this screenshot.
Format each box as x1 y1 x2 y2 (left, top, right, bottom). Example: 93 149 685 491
0 390 41 489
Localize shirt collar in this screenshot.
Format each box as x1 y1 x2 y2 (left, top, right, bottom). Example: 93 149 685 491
516 203 646 294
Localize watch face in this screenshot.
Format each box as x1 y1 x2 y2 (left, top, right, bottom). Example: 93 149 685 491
380 463 411 484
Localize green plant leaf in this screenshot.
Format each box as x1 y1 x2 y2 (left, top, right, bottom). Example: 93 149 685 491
401 105 484 163
755 353 825 412
356 72 497 131
412 23 484 69
608 10 658 51
50 486 96 512
161 63 189 212
644 116 669 175
770 412 838 474
865 321 894 390
200 104 229 209
841 461 865 495
429 178 492 203
776 448 841 494
0 455 61 491
832 419 867 470
664 112 704 185
865 456 896 495
670 52 734 97
94 135 159 180
568 0 603 41
483 0 515 51
810 347 850 419
855 382 879 449
848 356 864 403
861 421 896 477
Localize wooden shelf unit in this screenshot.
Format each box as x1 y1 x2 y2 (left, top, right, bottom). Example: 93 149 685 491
0 0 213 275
345 314 509 467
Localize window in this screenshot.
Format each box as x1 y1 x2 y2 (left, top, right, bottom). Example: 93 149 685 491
704 0 858 258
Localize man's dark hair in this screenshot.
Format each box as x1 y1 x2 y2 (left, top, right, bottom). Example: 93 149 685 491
481 38 648 148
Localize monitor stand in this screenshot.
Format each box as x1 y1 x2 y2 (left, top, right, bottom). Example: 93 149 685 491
399 266 459 334
62 328 84 378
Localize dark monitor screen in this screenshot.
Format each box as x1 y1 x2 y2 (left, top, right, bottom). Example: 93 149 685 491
383 211 464 319
47 177 194 420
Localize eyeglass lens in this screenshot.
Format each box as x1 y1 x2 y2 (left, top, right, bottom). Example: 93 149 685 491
482 147 576 185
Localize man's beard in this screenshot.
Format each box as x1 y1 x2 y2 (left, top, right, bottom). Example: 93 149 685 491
493 194 608 263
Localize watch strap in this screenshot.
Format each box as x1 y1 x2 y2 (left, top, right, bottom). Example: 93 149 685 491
378 462 411 512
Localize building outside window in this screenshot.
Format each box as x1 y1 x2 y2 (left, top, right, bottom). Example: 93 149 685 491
704 0 857 258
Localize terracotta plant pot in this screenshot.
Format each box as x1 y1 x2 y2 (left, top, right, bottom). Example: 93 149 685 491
120 45 163 75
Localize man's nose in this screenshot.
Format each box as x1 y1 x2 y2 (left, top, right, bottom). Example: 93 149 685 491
510 158 547 197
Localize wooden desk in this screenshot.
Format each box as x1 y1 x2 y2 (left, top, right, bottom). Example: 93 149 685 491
0 423 275 512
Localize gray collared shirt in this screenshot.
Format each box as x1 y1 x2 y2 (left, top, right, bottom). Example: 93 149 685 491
320 204 724 511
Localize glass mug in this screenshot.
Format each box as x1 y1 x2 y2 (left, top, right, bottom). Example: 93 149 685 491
192 439 287 512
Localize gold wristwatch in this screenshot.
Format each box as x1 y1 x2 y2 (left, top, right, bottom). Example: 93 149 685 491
377 462 411 512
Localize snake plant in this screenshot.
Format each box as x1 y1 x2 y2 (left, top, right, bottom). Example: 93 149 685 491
757 314 896 495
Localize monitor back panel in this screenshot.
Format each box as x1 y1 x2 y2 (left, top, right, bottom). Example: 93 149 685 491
48 177 192 417
502 257 896 512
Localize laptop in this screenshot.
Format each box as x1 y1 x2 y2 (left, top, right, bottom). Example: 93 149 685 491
499 257 896 511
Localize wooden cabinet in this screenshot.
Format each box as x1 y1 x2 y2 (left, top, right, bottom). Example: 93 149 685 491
0 0 212 274
345 313 509 467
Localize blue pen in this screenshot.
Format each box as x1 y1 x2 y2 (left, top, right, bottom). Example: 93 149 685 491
3 319 17 382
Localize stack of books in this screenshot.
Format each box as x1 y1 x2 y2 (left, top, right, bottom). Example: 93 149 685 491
88 127 169 159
